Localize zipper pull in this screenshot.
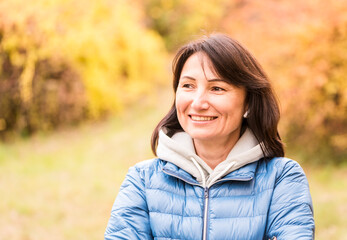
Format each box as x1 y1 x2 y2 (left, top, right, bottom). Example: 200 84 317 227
204 187 209 198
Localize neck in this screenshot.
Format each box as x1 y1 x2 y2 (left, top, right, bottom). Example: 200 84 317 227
193 134 240 169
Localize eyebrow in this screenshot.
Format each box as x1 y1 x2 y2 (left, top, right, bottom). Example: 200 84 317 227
180 75 229 83
207 79 229 83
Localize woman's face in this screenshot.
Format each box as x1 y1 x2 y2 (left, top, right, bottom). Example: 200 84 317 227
175 52 247 145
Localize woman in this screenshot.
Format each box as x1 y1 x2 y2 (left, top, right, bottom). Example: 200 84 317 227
105 34 315 240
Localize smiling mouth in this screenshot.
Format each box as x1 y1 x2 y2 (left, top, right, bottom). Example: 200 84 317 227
190 115 217 121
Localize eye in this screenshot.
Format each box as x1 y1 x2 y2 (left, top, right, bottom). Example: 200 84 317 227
211 86 225 91
182 83 193 89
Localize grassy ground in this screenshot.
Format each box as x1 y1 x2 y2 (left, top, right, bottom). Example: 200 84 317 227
305 165 347 239
0 102 346 239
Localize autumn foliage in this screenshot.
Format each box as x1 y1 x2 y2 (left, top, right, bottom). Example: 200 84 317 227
0 0 167 137
0 0 346 163
219 0 347 163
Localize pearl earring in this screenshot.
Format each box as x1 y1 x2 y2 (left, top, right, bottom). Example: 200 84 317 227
243 110 249 118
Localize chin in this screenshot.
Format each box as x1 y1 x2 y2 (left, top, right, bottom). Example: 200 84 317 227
187 132 216 141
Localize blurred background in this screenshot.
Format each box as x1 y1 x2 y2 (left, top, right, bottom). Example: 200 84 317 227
0 0 346 239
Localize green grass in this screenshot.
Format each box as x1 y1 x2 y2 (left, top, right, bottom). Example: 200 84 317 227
305 165 347 239
0 103 167 239
0 100 346 239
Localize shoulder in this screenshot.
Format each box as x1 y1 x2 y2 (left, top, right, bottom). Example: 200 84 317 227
270 157 308 183
259 157 307 177
256 157 310 191
256 158 313 213
259 158 312 205
132 158 164 171
262 157 302 169
127 158 165 179
118 158 165 192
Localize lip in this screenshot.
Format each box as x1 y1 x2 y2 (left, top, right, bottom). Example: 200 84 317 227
189 114 218 122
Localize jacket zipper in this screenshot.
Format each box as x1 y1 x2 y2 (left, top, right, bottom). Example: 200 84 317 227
203 187 209 240
163 168 209 240
163 168 253 240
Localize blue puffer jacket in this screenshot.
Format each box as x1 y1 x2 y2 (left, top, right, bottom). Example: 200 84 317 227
104 157 314 239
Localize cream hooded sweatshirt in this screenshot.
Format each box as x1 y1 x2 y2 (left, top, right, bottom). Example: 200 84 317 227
156 128 265 188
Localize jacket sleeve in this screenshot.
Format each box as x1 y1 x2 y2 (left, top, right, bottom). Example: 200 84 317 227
265 160 315 240
104 166 153 240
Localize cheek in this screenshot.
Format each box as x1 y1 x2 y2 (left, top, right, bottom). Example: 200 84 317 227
175 92 189 112
220 99 245 117
175 96 187 127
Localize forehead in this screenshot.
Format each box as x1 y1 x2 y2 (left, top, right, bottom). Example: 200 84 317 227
180 52 219 79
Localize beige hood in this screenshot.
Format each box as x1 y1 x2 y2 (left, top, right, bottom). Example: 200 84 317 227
156 128 265 188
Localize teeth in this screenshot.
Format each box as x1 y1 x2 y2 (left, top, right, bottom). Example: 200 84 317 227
191 116 216 121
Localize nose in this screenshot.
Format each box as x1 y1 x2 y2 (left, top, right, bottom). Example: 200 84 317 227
191 89 209 110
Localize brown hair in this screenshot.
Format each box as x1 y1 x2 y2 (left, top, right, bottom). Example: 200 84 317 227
151 34 284 158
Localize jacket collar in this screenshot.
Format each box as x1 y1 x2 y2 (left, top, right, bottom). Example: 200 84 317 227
157 128 264 186
162 161 200 185
161 159 258 186
221 161 258 181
